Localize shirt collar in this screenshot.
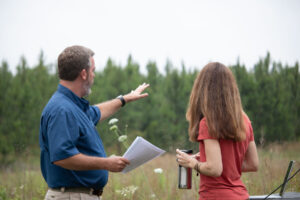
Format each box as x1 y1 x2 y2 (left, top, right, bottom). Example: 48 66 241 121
57 84 90 111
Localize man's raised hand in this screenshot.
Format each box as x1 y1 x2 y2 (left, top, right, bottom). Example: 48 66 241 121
124 83 150 103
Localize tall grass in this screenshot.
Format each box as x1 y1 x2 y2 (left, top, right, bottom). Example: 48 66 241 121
0 142 299 200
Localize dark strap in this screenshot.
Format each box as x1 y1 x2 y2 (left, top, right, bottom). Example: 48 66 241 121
116 95 126 107
50 187 103 196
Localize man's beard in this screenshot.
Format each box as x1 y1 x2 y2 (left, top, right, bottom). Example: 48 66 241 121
83 78 93 97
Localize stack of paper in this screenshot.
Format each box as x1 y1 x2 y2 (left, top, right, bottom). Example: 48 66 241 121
122 136 165 173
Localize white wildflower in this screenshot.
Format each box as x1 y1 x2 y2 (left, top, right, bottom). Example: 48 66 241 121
154 168 163 174
128 185 138 194
109 125 118 131
150 193 156 198
118 135 127 142
108 118 119 125
116 185 138 197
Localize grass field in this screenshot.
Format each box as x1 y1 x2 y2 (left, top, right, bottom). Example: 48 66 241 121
0 142 299 200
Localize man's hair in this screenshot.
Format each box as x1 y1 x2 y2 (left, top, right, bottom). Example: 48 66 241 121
186 62 246 142
58 45 94 81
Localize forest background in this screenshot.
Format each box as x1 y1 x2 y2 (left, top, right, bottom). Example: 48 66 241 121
0 52 299 163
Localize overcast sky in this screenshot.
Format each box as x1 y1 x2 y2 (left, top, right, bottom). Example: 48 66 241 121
0 0 299 74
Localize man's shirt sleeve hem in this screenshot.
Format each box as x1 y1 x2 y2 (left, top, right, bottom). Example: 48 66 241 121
50 150 80 163
93 105 101 125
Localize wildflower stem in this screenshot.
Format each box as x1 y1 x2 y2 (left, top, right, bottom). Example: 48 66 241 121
113 130 120 138
138 166 160 200
109 120 158 199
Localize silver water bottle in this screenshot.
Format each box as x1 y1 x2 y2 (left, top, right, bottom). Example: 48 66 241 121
178 149 193 189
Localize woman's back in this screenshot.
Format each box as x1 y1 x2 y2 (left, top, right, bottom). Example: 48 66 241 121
177 62 258 200
197 115 254 200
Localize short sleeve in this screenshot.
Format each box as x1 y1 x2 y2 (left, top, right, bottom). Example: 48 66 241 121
248 121 254 142
197 118 216 141
243 114 254 142
47 110 80 163
88 106 101 126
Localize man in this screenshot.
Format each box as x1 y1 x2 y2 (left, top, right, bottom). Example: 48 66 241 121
39 45 149 200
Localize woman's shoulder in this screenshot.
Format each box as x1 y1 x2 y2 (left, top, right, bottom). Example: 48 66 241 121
200 117 207 124
198 117 213 140
199 117 208 128
242 112 251 125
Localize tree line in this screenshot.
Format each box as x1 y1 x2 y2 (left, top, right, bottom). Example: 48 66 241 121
0 52 299 163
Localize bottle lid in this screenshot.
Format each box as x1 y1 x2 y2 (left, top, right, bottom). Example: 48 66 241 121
180 149 193 154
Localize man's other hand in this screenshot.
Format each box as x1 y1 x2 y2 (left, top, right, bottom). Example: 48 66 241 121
106 156 130 172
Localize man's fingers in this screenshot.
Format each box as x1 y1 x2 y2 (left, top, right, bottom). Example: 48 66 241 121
129 93 148 101
121 158 130 165
136 83 150 92
142 83 150 88
138 93 148 98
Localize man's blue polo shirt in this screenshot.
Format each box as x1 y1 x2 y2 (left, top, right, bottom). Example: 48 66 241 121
39 84 108 189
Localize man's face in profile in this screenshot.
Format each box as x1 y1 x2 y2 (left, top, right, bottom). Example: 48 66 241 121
83 57 95 96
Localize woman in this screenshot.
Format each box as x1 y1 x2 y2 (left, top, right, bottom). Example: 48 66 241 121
176 62 259 200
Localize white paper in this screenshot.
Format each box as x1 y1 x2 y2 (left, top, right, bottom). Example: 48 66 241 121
122 136 165 173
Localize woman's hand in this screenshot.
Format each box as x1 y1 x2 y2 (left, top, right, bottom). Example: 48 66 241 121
192 152 200 161
176 149 198 169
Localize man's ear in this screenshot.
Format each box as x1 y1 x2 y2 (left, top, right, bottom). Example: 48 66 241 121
80 69 88 80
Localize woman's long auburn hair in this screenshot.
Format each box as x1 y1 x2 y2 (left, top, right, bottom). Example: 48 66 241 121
186 62 246 142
